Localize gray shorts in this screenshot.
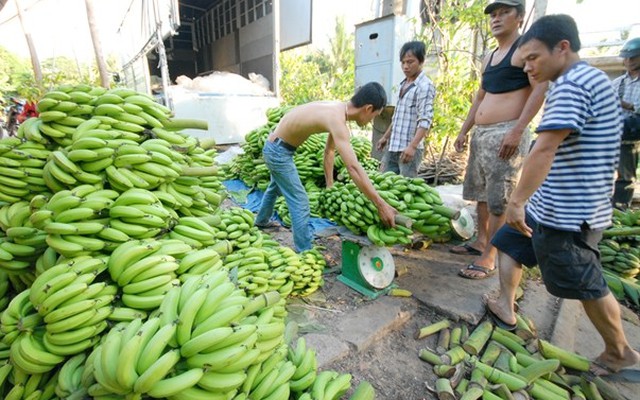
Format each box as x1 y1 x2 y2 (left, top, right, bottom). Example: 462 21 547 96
492 214 609 301
381 148 424 178
462 120 531 214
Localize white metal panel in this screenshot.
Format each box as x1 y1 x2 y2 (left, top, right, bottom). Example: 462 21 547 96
280 0 312 50
355 14 414 106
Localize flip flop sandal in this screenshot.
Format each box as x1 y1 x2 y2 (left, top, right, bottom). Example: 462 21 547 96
458 263 496 280
485 304 517 331
450 243 483 256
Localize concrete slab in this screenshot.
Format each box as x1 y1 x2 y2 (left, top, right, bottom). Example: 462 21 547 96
335 296 412 352
519 283 563 339
392 244 500 324
304 332 351 368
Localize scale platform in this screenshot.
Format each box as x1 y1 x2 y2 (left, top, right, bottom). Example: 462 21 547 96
337 238 396 299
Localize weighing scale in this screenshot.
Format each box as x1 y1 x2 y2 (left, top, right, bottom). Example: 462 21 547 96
337 210 475 299
337 238 397 299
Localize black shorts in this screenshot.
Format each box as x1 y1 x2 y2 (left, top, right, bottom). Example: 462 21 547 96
491 213 609 300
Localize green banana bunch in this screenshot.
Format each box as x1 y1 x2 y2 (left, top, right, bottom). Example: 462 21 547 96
108 188 174 240
0 288 43 346
289 248 326 297
9 330 64 374
0 271 10 312
206 207 259 251
287 337 318 394
55 352 89 399
106 239 180 311
36 186 120 257
0 201 48 273
0 138 50 201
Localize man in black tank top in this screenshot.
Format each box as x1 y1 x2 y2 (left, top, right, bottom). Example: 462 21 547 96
450 0 547 280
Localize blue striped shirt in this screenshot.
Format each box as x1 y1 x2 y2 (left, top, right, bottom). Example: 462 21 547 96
527 62 622 231
388 71 436 151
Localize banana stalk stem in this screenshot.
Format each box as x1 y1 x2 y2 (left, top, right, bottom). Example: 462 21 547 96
419 348 444 365
415 319 451 340
182 166 218 176
437 328 451 353
394 214 413 228
580 379 604 400
491 330 529 356
450 326 462 347
480 341 503 366
537 340 590 372
474 360 528 391
435 378 456 400
463 321 494 355
590 376 625 400
162 118 209 131
442 346 468 366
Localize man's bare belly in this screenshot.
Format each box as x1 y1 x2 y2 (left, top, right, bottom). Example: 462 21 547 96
475 88 532 125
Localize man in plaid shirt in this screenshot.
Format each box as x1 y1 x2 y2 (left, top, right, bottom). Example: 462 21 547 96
376 41 436 178
612 37 640 210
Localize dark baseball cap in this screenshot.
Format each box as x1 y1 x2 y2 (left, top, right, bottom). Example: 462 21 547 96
484 0 526 14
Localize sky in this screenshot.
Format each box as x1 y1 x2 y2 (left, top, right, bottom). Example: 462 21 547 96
0 0 637 64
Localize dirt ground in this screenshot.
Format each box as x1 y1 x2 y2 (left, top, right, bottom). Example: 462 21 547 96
267 230 465 399
265 227 639 399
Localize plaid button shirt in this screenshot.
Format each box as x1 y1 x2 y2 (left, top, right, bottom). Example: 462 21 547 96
612 72 640 116
388 71 436 152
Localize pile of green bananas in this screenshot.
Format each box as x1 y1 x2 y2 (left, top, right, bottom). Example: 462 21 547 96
598 208 640 306
223 245 326 298
319 170 455 246
286 337 374 400
289 248 326 297
0 84 374 400
274 181 324 227
82 273 286 398
208 207 265 250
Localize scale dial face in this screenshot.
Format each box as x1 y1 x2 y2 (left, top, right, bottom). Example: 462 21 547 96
357 245 395 289
451 207 475 240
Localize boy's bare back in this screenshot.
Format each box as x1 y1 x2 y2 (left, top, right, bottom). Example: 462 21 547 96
271 101 347 147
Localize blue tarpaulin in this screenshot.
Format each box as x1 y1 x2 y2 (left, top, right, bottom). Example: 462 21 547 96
222 179 337 236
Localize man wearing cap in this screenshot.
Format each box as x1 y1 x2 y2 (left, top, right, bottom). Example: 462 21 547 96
612 37 640 210
451 0 548 279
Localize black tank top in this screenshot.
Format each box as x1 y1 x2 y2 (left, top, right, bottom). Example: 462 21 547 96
481 39 530 94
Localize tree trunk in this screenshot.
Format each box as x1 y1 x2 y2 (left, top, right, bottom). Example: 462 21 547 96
84 0 110 88
15 0 43 87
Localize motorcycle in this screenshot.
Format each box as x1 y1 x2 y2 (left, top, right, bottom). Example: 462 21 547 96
1 98 24 138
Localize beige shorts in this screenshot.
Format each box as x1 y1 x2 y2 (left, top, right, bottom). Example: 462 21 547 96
462 120 531 215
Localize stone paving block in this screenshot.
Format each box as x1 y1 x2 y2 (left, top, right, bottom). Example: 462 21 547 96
336 297 412 352
305 333 351 368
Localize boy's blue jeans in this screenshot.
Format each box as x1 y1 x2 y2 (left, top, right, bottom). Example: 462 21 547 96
255 139 312 252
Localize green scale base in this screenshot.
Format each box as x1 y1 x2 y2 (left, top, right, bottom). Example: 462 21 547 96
337 240 396 299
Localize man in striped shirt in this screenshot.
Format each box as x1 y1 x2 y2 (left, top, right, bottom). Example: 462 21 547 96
485 14 639 374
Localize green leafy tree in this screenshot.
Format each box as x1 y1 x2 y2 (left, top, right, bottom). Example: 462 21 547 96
0 46 119 101
280 17 355 105
417 0 491 146
0 46 31 99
